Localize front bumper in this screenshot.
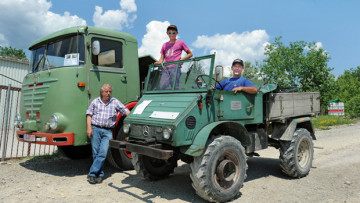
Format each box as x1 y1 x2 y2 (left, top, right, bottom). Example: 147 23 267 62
17 130 74 146
109 140 173 160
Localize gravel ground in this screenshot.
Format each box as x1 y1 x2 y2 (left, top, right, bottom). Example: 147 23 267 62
1 121 360 203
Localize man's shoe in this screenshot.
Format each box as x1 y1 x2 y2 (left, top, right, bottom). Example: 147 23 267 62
87 175 96 184
95 176 103 184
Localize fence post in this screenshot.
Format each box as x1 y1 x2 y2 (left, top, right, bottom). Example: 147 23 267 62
1 84 11 163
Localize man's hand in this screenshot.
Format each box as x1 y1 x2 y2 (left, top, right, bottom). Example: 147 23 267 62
232 87 243 94
87 127 93 138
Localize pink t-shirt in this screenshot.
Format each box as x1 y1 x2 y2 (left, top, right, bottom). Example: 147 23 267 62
160 40 189 63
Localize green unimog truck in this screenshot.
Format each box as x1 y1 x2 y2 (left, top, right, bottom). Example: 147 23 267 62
110 54 320 202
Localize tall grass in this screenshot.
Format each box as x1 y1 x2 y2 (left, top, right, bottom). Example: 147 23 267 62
311 115 356 130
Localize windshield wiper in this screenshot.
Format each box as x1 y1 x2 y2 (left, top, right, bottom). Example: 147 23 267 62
33 55 44 72
184 64 194 84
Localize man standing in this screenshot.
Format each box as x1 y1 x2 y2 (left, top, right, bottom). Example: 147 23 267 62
86 84 130 184
216 59 258 94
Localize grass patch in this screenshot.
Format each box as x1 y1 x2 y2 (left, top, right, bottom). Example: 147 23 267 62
312 115 356 130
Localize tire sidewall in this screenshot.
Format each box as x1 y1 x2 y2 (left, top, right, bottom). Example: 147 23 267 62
294 129 314 175
205 136 247 200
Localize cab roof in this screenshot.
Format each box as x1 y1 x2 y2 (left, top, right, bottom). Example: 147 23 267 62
29 26 137 50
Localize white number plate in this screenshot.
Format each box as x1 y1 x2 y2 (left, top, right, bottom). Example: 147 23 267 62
23 134 36 142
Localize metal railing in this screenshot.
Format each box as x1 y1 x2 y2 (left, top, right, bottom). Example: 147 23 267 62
0 84 57 161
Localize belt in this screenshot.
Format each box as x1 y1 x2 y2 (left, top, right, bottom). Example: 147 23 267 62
92 124 113 130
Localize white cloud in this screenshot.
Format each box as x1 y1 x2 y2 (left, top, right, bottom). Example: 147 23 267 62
192 30 270 73
120 0 137 13
0 0 86 49
93 0 137 30
138 21 171 59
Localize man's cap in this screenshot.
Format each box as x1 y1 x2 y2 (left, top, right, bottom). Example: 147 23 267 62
232 59 244 67
167 25 178 32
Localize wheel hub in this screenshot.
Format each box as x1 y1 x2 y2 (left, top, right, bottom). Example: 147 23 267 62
216 159 236 182
298 140 310 166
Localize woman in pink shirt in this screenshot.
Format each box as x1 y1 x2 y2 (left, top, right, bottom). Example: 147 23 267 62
154 25 193 89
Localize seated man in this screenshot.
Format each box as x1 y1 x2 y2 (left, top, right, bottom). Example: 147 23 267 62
216 59 258 94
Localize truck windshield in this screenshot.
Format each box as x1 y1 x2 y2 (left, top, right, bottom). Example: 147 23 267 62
30 35 85 73
146 56 214 92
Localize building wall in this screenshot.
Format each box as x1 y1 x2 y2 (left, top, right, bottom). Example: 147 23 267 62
0 56 29 88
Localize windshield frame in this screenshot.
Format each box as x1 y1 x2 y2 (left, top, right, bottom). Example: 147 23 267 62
144 54 216 94
29 34 85 73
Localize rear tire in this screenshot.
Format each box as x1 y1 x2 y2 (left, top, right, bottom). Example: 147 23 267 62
190 136 247 202
107 127 134 170
58 145 92 160
132 153 178 180
279 128 314 178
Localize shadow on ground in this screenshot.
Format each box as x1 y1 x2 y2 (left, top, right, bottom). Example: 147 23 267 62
18 155 292 202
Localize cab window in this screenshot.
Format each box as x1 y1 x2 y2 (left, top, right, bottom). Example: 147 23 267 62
91 38 123 68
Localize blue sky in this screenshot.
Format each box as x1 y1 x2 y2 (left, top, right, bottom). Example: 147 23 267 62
0 0 359 76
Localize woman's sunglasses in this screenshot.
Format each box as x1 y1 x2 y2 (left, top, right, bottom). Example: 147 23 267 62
167 32 177 35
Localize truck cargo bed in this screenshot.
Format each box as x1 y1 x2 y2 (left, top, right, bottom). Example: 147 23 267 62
265 92 320 121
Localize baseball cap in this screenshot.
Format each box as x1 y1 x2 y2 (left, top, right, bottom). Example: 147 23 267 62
167 25 178 32
232 59 244 67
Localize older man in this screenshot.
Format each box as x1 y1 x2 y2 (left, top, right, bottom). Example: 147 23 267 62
86 84 130 184
216 59 258 94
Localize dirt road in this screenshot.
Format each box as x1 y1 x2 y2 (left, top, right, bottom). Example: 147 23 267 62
1 121 360 203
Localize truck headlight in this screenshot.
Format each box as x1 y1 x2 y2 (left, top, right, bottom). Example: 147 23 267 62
123 123 131 134
163 127 172 140
49 114 58 130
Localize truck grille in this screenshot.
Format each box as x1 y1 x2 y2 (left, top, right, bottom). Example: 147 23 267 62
22 78 58 119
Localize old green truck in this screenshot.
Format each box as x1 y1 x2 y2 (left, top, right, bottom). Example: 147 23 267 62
14 26 155 169
110 54 320 202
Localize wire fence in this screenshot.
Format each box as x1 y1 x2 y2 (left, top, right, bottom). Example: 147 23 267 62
0 85 57 161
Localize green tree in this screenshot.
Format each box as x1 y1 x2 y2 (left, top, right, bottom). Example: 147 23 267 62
335 67 360 118
0 46 27 60
260 37 336 108
243 61 262 86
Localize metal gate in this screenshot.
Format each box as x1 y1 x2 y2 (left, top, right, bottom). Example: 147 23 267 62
0 85 57 161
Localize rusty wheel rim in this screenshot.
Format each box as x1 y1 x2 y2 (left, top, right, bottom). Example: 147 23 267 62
214 152 241 190
298 139 310 168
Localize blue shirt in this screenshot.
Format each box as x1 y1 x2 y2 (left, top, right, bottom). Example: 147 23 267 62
86 97 129 128
216 77 256 91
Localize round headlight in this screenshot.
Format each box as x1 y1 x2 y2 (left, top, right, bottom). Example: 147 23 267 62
123 123 131 134
163 127 172 140
49 114 58 130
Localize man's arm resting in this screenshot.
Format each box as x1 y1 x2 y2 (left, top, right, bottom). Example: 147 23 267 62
232 86 258 94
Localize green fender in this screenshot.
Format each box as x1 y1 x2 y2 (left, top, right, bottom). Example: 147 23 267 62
280 117 316 141
184 121 251 157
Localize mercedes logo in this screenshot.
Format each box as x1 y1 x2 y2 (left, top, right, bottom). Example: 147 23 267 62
143 125 149 136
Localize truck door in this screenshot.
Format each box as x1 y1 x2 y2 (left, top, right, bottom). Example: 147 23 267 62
218 91 256 120
88 36 128 104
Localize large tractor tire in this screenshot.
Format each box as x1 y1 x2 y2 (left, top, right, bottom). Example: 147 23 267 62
132 153 178 180
106 127 134 170
190 136 247 202
279 128 314 178
58 145 92 160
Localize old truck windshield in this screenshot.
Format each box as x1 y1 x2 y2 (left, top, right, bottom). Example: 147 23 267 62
146 56 214 92
30 35 85 73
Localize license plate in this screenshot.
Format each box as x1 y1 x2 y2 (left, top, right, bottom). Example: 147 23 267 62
23 134 36 142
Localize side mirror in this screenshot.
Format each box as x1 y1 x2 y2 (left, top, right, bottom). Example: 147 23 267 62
92 40 100 55
215 65 223 81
